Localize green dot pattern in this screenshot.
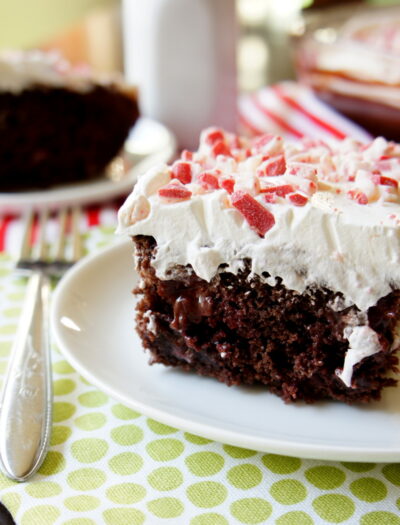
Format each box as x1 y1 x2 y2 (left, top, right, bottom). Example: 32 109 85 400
53 378 76 396
227 464 263 489
187 482 227 508
147 497 184 518
313 494 355 522
270 479 307 505
71 438 108 463
262 454 301 474
361 512 400 525
276 510 314 525
230 498 272 524
0 227 400 524
74 413 107 431
186 452 224 477
148 467 184 491
111 424 143 446
305 466 346 490
106 483 146 504
191 513 228 525
50 425 72 446
350 477 387 502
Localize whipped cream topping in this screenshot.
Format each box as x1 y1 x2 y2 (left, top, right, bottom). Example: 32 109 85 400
337 326 382 387
117 128 400 385
0 49 125 94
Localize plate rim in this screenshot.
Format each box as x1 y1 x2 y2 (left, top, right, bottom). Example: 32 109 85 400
51 240 400 462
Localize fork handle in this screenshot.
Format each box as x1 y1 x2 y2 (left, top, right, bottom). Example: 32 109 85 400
0 272 53 482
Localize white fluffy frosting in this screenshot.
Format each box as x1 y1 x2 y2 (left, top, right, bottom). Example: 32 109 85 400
337 326 382 387
0 49 122 93
117 129 400 386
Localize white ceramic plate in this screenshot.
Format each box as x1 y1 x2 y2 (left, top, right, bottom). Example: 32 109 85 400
0 118 176 213
52 240 400 462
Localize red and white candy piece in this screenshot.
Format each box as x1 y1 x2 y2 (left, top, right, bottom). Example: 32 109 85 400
288 193 308 206
198 171 220 190
231 191 275 236
220 178 235 194
259 155 286 177
158 181 192 201
260 184 294 197
371 173 398 188
347 190 368 205
171 161 192 184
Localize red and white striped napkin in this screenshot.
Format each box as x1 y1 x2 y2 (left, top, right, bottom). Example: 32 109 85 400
239 81 372 143
0 81 372 253
0 203 120 257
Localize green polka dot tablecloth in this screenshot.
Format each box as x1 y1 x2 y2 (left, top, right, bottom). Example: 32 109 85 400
0 224 400 525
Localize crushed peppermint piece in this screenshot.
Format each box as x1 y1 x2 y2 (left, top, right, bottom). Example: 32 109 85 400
181 149 193 161
348 190 368 205
220 178 235 194
260 184 294 197
260 155 286 177
172 161 192 184
375 174 398 188
264 193 277 203
212 141 231 157
288 193 308 206
231 191 275 236
199 172 220 190
205 129 225 145
159 182 192 200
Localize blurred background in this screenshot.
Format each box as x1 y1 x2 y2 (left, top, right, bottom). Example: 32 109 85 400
1 0 400 92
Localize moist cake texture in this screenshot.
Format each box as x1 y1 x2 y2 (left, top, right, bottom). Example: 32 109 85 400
117 128 400 403
0 50 139 190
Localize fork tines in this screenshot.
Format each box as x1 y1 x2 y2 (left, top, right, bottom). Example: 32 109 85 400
17 207 83 276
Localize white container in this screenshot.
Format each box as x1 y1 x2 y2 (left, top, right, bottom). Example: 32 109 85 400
122 0 237 150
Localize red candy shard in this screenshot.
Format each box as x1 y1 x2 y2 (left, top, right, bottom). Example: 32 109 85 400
264 193 277 203
260 184 294 197
181 149 193 161
220 178 235 194
261 155 286 177
347 190 368 205
374 175 398 188
159 182 192 200
212 140 231 157
205 129 225 145
231 191 275 236
172 162 192 184
288 193 308 206
198 172 220 190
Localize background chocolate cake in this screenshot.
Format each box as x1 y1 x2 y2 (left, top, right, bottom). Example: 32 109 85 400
0 50 139 190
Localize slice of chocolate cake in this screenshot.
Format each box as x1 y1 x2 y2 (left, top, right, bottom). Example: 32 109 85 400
0 50 139 190
117 128 400 403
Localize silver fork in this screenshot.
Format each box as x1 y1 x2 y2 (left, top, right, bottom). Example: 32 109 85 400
0 206 82 482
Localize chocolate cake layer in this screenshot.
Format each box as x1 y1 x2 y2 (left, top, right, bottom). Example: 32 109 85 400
0 85 139 190
133 236 399 404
